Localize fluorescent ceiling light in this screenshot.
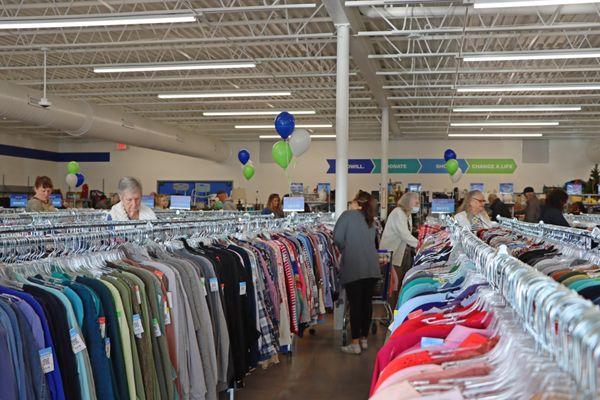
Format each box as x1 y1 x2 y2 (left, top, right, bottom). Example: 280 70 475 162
474 0 600 8
94 61 256 73
451 121 558 127
449 133 543 137
259 134 335 139
204 110 315 116
463 50 600 62
457 84 600 92
453 106 582 112
0 11 196 29
237 124 333 129
159 91 291 99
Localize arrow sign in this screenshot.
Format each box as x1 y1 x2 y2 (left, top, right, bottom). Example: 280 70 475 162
466 159 517 174
388 159 421 173
419 158 469 174
326 159 376 174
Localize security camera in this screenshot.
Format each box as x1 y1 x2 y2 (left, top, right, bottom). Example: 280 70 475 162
38 97 52 108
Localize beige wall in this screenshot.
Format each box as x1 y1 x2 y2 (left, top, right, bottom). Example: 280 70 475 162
0 133 60 187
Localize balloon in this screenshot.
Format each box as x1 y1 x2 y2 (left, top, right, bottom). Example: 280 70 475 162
272 140 293 169
237 149 250 165
444 149 457 162
274 111 295 139
75 173 85 187
289 128 311 157
246 160 254 167
67 161 80 174
445 159 459 175
243 165 255 180
450 168 463 183
66 173 78 187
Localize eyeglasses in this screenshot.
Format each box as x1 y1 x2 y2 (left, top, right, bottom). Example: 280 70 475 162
473 198 486 203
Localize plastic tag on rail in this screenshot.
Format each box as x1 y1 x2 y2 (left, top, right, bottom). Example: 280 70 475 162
240 282 247 296
209 278 219 293
70 329 87 354
132 314 144 337
39 347 55 373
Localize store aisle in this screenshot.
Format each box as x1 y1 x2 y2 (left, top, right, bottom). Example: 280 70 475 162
222 318 385 400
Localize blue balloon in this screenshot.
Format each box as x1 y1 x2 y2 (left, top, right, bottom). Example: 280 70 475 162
238 149 250 165
444 149 457 161
75 173 85 187
274 111 295 139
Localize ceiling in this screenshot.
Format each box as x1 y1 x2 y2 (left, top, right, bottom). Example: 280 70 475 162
0 0 599 141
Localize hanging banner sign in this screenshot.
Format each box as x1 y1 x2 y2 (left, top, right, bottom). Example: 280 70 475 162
326 158 516 174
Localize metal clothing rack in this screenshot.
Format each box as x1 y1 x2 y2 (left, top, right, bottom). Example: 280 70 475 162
446 217 600 397
565 213 600 228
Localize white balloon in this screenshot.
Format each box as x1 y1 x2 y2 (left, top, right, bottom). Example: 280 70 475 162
289 129 311 157
450 168 463 183
586 140 600 163
66 173 78 187
247 160 254 167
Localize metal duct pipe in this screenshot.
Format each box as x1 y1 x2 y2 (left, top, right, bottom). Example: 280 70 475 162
0 80 230 162
360 4 600 18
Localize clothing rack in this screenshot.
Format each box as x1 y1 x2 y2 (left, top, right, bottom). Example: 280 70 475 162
564 213 600 228
447 216 600 397
0 209 109 224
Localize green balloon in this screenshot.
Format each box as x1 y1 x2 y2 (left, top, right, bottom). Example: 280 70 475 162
445 159 459 175
243 165 255 180
272 140 293 169
67 161 80 174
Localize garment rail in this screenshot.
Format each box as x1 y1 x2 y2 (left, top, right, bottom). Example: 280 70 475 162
565 213 600 228
447 216 600 397
0 209 109 225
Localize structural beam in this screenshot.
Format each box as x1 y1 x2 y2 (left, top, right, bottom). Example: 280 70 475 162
335 22 351 220
380 107 390 220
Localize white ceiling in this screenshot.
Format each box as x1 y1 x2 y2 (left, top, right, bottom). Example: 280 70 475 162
0 0 599 141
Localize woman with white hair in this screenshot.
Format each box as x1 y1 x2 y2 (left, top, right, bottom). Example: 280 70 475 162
455 190 494 230
109 177 157 221
380 192 420 286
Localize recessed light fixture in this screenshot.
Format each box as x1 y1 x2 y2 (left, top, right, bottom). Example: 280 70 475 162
474 0 600 8
0 11 196 29
451 121 559 127
453 106 582 112
204 110 315 116
238 124 333 129
449 133 544 137
94 61 256 73
463 50 600 62
158 91 292 99
457 84 600 92
259 134 335 139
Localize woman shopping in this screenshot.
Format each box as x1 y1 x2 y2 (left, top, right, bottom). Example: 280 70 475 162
333 191 381 355
262 193 284 218
380 192 419 293
454 190 494 230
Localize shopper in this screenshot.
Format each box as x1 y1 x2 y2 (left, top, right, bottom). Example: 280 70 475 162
109 177 156 221
216 190 236 211
155 194 170 209
540 188 570 227
333 191 381 355
26 176 57 212
514 187 541 223
455 190 494 229
380 192 419 289
488 193 511 221
262 193 284 217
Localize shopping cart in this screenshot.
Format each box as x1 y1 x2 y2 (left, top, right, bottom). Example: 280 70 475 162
342 250 394 346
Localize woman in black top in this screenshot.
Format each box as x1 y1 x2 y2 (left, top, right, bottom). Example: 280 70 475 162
540 188 570 227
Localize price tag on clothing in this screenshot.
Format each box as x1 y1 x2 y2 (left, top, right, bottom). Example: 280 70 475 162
134 285 142 305
209 278 219 293
104 338 111 359
164 303 172 326
199 278 207 297
152 318 162 337
239 282 247 296
132 314 144 337
69 328 87 354
98 317 106 339
166 292 174 309
319 244 323 251
39 347 55 374
420 337 444 348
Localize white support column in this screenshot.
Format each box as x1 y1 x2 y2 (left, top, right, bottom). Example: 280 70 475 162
380 107 389 220
335 23 350 220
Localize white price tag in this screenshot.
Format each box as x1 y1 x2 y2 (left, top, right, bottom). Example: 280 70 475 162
239 282 247 296
166 292 174 309
134 285 142 305
132 314 144 337
69 328 87 354
200 278 207 296
39 347 54 373
152 318 162 337
164 302 172 325
319 244 323 251
209 278 219 293
104 338 111 358
98 317 106 339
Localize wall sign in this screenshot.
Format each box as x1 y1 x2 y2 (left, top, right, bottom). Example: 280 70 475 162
326 158 516 174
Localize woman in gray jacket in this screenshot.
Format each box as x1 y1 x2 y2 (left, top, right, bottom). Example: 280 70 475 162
333 191 381 355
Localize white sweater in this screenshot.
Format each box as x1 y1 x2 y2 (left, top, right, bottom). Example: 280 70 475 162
109 202 157 221
380 208 419 267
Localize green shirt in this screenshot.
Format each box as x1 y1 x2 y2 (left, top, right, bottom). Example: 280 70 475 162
25 197 57 212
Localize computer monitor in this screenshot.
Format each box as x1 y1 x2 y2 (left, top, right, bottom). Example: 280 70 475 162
317 183 331 193
170 195 191 210
141 195 155 209
49 194 63 208
290 183 304 194
408 183 422 192
470 183 485 192
9 194 27 208
499 183 514 194
431 199 455 214
283 196 305 212
566 183 583 195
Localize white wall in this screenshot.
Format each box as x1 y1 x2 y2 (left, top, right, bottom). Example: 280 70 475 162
0 132 60 187
49 138 595 201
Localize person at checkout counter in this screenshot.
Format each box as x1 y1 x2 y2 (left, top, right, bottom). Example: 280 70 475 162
26 176 57 212
109 177 157 221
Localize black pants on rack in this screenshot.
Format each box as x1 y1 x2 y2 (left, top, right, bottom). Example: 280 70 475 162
345 278 378 340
